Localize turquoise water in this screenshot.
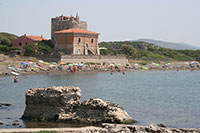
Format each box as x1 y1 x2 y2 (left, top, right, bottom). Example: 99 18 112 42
0 70 200 128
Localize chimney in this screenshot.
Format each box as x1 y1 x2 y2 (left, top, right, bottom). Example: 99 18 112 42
41 35 43 38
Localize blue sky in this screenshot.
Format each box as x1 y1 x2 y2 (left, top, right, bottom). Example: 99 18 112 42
0 0 200 46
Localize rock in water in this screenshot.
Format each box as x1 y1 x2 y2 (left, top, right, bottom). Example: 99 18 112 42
72 98 135 124
21 86 81 121
21 86 134 124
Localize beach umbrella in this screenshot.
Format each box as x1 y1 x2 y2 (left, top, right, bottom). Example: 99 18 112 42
152 63 156 66
25 61 31 65
59 62 65 65
33 65 39 68
134 63 138 66
65 65 69 68
190 62 196 65
110 64 115 66
44 62 49 65
21 62 30 65
155 64 159 67
78 63 84 67
68 64 73 66
38 60 44 63
73 63 78 66
117 64 121 66
51 62 57 65
142 66 148 70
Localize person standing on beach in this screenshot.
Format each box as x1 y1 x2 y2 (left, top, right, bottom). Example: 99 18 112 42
73 66 76 72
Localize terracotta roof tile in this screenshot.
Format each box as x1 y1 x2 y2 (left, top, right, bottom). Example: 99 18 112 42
55 28 100 35
26 35 48 41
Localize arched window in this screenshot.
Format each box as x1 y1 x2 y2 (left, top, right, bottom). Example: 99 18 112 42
91 38 94 43
78 38 81 43
19 42 22 46
86 43 88 48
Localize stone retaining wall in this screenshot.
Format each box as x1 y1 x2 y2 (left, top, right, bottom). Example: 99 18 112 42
61 55 128 65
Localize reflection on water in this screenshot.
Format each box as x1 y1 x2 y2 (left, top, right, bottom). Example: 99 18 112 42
23 121 100 128
0 71 200 128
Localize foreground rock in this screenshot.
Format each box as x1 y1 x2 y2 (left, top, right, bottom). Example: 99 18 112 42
1 124 200 133
22 86 134 124
102 123 200 133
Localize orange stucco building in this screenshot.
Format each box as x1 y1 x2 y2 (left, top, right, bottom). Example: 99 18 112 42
55 28 100 55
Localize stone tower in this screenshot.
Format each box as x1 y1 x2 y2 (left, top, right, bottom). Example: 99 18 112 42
51 14 87 45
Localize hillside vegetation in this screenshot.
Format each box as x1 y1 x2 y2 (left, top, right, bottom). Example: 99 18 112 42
0 32 18 46
0 32 19 52
99 41 200 61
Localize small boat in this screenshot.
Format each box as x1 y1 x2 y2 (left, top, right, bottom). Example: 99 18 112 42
8 67 18 72
11 71 20 76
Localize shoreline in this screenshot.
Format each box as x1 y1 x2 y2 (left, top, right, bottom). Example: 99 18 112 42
1 66 200 78
0 123 200 133
0 55 200 78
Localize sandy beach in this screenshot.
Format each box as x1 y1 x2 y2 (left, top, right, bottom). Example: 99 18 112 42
0 55 200 78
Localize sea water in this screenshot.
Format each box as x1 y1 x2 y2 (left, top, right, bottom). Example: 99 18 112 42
0 70 200 128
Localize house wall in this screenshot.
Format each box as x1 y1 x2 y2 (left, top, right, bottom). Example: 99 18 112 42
55 33 73 54
73 34 99 55
12 36 37 49
55 33 99 55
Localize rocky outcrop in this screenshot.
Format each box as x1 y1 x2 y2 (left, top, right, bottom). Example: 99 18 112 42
102 123 200 133
21 86 134 124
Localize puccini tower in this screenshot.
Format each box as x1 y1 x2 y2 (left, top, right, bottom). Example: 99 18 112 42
51 13 87 45
51 14 100 55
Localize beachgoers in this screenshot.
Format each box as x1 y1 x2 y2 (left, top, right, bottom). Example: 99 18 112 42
14 76 19 83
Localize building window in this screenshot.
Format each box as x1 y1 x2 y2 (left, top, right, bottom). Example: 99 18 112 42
86 43 88 48
91 39 94 43
19 42 22 46
25 42 28 46
78 38 81 43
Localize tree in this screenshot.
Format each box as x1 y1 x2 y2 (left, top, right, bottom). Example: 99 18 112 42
39 40 54 49
38 43 52 54
23 43 37 56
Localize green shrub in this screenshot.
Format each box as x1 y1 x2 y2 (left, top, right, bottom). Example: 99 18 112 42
23 43 37 56
0 45 20 52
